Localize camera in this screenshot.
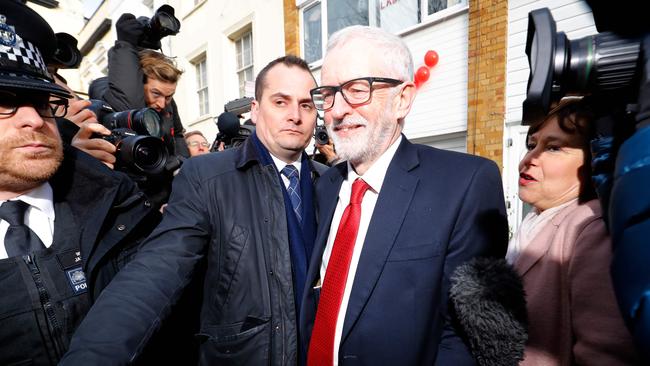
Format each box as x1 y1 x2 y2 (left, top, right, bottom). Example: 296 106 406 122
137 5 180 50
522 7 641 125
212 97 256 151
86 100 168 175
212 111 255 151
314 125 329 145
47 33 82 70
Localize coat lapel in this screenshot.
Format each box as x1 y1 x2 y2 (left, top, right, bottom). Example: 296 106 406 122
303 164 346 314
341 138 419 342
514 201 578 276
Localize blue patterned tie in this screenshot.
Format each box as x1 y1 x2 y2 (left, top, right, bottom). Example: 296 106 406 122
281 165 302 222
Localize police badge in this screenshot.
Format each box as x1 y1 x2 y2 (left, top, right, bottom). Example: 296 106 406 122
0 15 17 47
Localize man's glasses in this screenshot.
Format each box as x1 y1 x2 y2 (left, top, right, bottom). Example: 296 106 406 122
188 141 210 148
0 90 69 119
310 77 403 111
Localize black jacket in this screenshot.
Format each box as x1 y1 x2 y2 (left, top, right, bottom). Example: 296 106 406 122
61 137 328 365
0 146 160 366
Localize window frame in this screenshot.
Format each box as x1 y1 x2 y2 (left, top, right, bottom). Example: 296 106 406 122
193 55 209 117
235 31 254 98
298 0 467 65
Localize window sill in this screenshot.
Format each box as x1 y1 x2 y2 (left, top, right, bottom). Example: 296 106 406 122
188 114 213 127
398 4 469 37
183 0 208 20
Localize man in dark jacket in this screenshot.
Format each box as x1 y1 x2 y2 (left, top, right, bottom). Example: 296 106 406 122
0 2 159 365
61 55 327 365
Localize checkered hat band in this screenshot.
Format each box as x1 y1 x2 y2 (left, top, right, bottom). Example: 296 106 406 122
0 32 48 78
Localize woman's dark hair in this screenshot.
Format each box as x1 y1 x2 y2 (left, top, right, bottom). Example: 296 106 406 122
527 97 598 203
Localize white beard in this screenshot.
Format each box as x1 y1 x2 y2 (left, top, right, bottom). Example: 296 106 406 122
328 111 395 167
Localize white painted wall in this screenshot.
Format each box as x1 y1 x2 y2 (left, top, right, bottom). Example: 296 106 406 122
77 0 155 96
166 0 286 142
504 0 597 233
403 6 469 142
27 0 85 95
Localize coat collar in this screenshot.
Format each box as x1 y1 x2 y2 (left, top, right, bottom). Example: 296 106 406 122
514 199 582 276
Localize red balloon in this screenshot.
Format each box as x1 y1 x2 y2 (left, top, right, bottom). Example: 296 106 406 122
424 50 439 68
415 66 430 83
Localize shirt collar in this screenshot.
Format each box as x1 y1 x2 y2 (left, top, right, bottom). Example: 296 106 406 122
271 153 302 176
346 135 402 194
0 183 55 220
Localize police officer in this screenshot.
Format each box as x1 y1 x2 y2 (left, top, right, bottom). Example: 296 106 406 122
0 2 159 364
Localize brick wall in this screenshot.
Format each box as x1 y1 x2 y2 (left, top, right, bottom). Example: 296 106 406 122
283 0 300 56
466 0 508 168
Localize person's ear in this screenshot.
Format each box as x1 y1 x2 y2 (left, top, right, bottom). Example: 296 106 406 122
250 100 260 123
394 81 417 121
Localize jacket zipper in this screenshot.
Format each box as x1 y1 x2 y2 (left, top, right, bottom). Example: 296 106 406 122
23 254 64 358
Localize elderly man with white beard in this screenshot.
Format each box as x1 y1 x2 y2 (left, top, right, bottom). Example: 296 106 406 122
299 25 509 366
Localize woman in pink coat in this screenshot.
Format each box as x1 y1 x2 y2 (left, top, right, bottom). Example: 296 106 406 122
507 98 639 365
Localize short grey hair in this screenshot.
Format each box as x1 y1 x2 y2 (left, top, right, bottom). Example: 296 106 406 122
326 25 413 82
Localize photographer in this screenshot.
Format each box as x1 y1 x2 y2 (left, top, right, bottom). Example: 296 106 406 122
86 9 188 208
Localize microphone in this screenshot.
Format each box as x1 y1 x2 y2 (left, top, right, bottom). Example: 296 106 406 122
216 112 241 138
449 257 528 366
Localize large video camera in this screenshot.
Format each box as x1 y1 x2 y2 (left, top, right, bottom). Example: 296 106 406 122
137 5 180 50
522 1 650 359
522 8 642 125
86 100 168 175
212 97 255 151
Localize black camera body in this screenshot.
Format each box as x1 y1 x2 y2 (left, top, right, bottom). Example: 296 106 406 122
47 32 82 70
137 5 180 50
86 100 168 175
314 125 329 145
212 98 256 151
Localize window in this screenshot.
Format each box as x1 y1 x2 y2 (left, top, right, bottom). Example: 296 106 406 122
300 0 466 62
235 31 254 98
194 56 209 116
304 3 322 63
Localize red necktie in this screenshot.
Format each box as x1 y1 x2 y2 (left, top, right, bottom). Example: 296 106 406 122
308 178 370 366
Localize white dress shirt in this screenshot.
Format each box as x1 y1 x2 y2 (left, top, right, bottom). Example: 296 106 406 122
270 154 302 190
0 183 55 259
319 135 402 365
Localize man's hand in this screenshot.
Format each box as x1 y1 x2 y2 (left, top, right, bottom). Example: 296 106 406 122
72 121 117 169
116 13 144 47
64 99 98 126
316 139 340 165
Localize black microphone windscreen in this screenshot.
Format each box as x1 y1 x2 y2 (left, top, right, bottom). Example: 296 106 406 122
449 257 528 366
217 112 241 137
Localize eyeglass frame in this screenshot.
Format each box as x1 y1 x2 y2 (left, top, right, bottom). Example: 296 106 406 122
0 90 69 119
310 77 404 111
187 141 210 148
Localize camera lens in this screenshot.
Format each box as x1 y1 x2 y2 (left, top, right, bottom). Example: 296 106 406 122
117 135 168 175
135 108 162 138
134 143 159 167
103 108 162 137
